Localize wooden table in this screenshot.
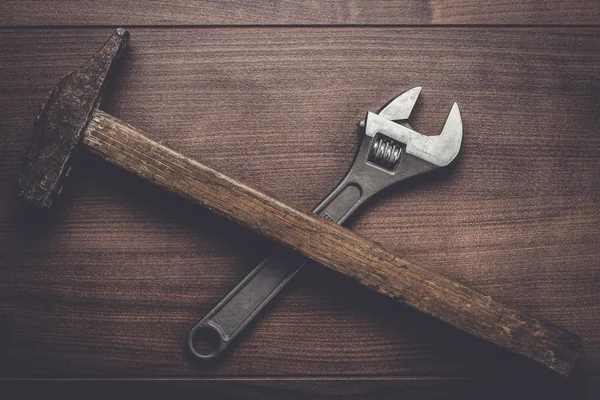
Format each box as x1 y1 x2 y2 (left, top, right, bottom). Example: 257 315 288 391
1 2 599 398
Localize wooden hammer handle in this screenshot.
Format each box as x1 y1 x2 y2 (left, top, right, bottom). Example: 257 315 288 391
83 109 582 375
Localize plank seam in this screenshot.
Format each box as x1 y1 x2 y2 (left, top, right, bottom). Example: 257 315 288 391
1 24 600 30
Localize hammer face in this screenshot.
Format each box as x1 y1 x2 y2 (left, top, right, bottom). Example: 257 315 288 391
17 29 129 208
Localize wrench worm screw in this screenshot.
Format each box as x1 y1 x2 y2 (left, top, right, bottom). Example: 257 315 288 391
369 135 404 170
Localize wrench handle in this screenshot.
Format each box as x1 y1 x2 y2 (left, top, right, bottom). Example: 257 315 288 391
187 179 368 359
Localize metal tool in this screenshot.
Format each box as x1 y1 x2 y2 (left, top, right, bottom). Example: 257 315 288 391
187 87 461 359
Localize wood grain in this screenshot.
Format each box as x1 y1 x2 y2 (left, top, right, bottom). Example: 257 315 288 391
0 0 599 26
0 26 599 384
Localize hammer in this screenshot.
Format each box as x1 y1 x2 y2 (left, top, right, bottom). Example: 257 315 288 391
17 29 582 375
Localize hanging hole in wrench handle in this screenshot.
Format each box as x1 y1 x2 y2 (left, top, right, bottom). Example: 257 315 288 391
188 323 225 360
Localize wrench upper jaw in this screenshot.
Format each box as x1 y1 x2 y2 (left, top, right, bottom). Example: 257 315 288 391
357 87 422 129
377 86 422 122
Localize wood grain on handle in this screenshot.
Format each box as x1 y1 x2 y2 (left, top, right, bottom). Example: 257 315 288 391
83 109 582 376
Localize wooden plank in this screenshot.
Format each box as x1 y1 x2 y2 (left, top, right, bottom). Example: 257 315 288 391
0 1 599 26
2 377 599 399
0 28 599 379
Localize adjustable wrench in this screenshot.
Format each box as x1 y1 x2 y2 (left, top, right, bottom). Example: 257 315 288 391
187 87 461 359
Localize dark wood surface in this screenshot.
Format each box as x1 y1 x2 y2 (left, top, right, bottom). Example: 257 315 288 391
1 2 600 398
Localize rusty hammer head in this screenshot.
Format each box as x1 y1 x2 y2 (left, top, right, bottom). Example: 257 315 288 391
17 29 129 208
